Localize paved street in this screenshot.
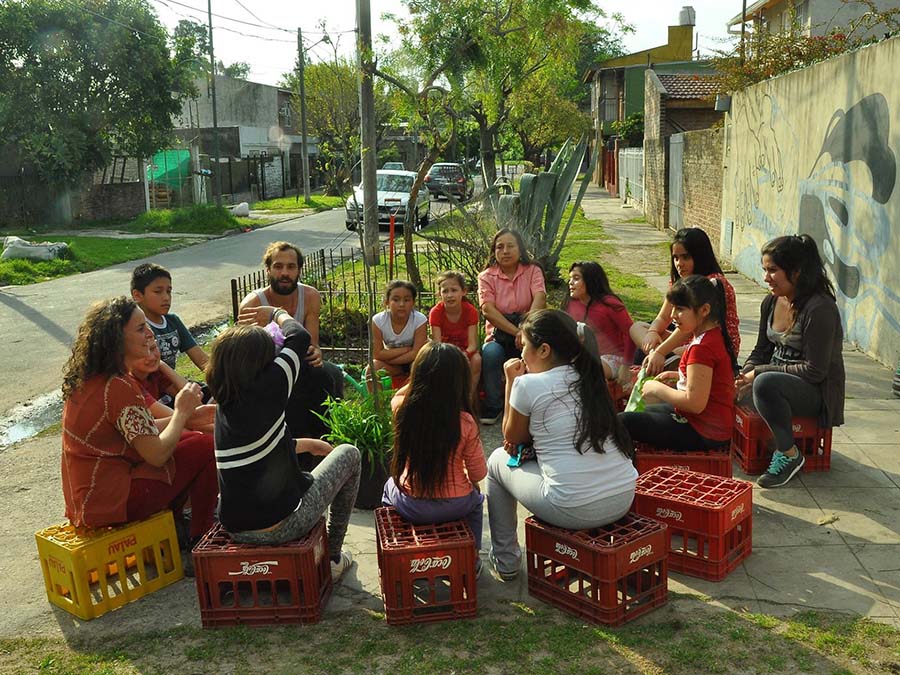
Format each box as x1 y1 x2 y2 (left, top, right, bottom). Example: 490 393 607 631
0 209 353 415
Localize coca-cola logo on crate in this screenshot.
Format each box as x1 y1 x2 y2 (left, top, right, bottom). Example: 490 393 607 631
629 544 654 564
228 560 279 576
655 507 683 522
409 556 452 573
554 542 579 560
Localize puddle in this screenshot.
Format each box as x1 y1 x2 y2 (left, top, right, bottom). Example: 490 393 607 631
0 320 230 451
0 390 63 450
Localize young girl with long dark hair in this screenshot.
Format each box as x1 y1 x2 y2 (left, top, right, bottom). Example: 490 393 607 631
563 261 635 378
620 275 738 451
207 307 361 583
382 342 487 563
632 227 740 373
486 310 636 580
737 234 844 488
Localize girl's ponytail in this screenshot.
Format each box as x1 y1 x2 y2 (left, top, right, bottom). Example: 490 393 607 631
711 277 739 375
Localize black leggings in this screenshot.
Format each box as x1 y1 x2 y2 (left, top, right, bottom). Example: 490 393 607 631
619 404 729 451
752 371 823 452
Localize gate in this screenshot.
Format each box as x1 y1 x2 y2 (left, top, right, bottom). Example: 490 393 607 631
618 148 643 205
668 134 684 230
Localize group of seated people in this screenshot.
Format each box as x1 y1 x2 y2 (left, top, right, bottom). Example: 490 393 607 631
58 227 845 585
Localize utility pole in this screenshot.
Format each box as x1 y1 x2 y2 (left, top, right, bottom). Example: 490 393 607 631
297 28 312 204
740 0 748 66
357 0 378 264
207 0 223 207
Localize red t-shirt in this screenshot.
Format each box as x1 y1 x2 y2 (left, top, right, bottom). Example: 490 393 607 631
677 327 735 442
429 301 479 351
565 297 635 362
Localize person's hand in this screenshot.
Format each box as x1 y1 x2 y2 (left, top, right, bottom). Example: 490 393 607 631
504 357 526 379
641 329 662 354
305 344 323 367
643 349 665 376
514 330 524 350
641 379 667 403
186 403 216 432
173 382 202 415
502 439 518 457
735 370 755 399
295 439 333 456
238 305 274 326
655 371 679 384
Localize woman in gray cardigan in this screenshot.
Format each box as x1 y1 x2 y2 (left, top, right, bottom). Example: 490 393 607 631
735 234 845 488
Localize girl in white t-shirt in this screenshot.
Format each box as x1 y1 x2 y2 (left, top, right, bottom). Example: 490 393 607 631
486 309 637 581
369 280 428 383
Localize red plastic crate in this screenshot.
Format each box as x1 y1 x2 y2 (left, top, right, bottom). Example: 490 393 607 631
192 519 331 627
666 516 752 581
606 380 627 413
525 513 668 626
634 442 733 478
375 507 477 625
731 405 832 474
633 467 753 581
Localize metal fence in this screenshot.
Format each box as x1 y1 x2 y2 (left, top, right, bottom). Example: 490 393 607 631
231 240 477 364
618 148 644 206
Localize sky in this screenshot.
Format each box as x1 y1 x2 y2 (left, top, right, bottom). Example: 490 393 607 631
149 0 742 87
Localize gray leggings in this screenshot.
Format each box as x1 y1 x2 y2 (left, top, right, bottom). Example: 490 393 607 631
752 372 823 452
231 444 361 560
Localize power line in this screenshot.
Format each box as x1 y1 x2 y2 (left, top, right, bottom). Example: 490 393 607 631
150 0 293 33
230 0 281 30
61 0 168 43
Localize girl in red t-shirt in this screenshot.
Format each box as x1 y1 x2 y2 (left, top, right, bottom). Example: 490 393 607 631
619 275 738 451
383 342 487 567
563 261 635 379
429 271 482 400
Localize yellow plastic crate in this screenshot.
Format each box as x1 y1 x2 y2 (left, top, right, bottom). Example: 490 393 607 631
35 510 183 620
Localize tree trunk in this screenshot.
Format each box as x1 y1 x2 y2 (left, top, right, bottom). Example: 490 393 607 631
403 146 441 288
478 123 498 188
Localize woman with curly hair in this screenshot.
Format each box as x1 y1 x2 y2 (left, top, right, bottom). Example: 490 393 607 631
60 297 217 571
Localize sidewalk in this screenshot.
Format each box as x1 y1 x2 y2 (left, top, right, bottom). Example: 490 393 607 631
2 188 899 641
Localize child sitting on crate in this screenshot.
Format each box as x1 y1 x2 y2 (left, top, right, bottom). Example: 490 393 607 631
619 275 738 452
206 306 361 583
383 342 487 572
429 271 482 401
367 280 428 387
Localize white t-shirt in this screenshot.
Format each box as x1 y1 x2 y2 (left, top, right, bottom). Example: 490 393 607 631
372 309 427 348
509 365 637 508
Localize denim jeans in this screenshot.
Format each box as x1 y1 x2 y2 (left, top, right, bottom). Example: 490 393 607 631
481 340 520 415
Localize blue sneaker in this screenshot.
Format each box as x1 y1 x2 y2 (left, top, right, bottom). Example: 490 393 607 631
758 449 805 488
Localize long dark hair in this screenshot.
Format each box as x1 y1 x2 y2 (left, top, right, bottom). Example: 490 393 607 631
484 228 533 269
206 325 276 408
519 310 632 458
563 261 623 313
762 234 835 318
392 342 473 497
62 297 138 399
670 228 724 283
667 275 738 374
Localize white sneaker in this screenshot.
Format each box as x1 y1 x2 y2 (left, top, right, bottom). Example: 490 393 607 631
330 551 353 583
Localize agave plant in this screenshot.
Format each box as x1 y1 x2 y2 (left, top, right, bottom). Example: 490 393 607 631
497 135 600 283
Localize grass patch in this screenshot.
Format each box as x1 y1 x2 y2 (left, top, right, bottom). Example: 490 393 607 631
254 194 346 212
624 215 647 224
0 236 190 286
1 604 897 674
122 205 242 235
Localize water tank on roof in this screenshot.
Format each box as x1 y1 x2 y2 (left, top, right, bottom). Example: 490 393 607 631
679 6 696 26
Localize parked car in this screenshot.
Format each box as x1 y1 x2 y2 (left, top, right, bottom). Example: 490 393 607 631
424 162 474 201
382 161 405 170
345 170 430 231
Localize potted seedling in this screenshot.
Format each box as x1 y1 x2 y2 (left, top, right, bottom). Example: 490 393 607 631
315 391 394 509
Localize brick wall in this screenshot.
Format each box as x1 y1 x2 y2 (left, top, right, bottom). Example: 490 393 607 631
667 108 724 135
78 182 146 221
680 127 723 245
643 137 667 230
644 71 666 140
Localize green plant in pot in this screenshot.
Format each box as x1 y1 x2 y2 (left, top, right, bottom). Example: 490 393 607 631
315 391 394 509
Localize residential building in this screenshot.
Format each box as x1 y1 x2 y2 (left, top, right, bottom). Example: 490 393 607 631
727 0 898 40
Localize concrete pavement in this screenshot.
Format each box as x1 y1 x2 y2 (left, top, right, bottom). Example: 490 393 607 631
0 208 354 415
2 186 899 640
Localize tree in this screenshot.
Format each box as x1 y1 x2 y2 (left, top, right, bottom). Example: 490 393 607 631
217 60 250 79
0 0 194 186
173 20 251 79
281 48 392 196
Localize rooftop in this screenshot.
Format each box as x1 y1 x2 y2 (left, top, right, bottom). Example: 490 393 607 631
657 72 721 99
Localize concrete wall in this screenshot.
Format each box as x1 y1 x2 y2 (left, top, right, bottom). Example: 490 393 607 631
644 138 667 229
681 128 724 244
721 35 900 366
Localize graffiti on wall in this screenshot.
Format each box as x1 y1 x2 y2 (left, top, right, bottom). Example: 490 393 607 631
729 90 900 356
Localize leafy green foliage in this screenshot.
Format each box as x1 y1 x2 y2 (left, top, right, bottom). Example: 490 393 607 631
713 0 900 92
315 393 394 476
0 0 193 185
610 111 644 146
127 205 240 234
0 236 188 285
